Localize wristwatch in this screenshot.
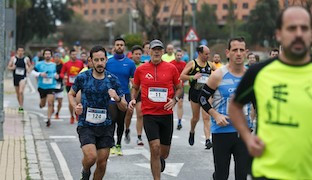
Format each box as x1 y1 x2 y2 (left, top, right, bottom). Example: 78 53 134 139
174 96 180 102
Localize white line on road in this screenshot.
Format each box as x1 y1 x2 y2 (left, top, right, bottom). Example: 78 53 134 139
26 76 36 93
50 136 77 139
50 142 73 180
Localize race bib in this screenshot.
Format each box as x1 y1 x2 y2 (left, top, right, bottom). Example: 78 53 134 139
197 74 209 84
15 67 25 75
226 98 248 115
86 107 107 124
69 76 76 83
42 77 53 84
148 87 168 102
55 82 62 89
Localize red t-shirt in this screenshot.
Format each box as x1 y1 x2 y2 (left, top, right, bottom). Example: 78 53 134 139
133 61 180 115
170 60 186 74
60 60 84 86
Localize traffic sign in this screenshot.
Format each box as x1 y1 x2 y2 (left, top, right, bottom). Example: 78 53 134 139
184 28 200 42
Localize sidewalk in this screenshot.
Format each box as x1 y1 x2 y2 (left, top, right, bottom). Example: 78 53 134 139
1 77 27 180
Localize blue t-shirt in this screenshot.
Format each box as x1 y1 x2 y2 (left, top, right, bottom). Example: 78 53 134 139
141 54 151 62
106 55 136 94
72 69 124 127
211 66 252 133
34 61 57 89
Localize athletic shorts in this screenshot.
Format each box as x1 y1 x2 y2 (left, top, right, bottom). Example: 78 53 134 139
38 88 55 99
54 91 64 99
188 87 200 103
13 76 26 86
143 114 173 145
77 124 115 149
66 86 71 93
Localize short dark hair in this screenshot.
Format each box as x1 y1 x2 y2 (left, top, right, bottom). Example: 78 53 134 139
255 54 260 62
270 48 279 55
69 49 76 54
114 37 126 44
90 45 107 59
176 49 182 53
43 48 53 56
247 53 254 59
142 41 150 48
131 45 143 53
16 45 24 51
196 45 204 53
228 37 245 50
276 6 312 30
81 51 87 56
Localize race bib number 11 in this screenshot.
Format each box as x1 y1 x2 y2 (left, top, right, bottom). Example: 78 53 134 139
148 87 168 102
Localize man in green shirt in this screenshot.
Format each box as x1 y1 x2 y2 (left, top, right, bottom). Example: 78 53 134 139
229 6 312 179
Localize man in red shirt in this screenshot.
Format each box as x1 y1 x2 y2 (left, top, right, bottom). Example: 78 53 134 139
170 49 186 130
60 49 84 124
129 40 182 180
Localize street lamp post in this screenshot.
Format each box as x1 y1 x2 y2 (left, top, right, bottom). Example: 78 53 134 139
189 0 198 60
131 9 139 34
105 21 115 45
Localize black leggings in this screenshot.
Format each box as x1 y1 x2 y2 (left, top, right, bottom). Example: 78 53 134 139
109 103 126 145
212 133 250 180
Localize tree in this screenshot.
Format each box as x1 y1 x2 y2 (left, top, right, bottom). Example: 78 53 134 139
16 0 74 45
243 0 279 46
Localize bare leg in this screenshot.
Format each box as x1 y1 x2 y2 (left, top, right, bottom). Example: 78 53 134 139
149 139 161 180
18 79 27 107
47 94 54 119
81 144 97 174
190 101 200 133
135 102 143 137
93 148 110 180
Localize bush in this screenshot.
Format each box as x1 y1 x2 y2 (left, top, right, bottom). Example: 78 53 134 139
124 34 143 50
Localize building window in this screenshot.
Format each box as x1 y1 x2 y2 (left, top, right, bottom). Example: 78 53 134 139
118 0 122 2
163 6 169 12
100 9 105 14
233 3 237 9
243 3 248 9
212 4 217 10
223 4 228 10
101 0 105 2
126 8 130 13
243 15 249 21
92 9 97 15
84 9 88 15
110 0 114 2
84 0 88 3
92 0 97 3
117 8 123 14
163 17 168 22
184 5 188 11
109 8 114 14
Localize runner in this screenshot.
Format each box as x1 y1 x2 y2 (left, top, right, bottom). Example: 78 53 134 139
68 45 127 180
170 49 186 130
106 37 136 155
161 44 175 62
129 40 182 180
53 53 64 119
229 7 312 179
198 37 252 179
141 41 151 62
124 45 145 145
180 45 216 149
32 49 58 127
60 49 84 124
7 46 32 112
212 53 223 69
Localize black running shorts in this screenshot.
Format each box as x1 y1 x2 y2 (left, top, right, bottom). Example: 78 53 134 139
143 114 173 145
188 87 200 103
38 88 55 99
77 124 115 149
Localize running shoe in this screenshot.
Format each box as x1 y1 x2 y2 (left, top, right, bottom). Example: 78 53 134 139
18 107 24 113
70 116 75 124
160 157 166 172
110 146 116 155
115 145 123 156
188 132 195 146
46 119 51 127
205 139 213 150
124 129 130 144
55 113 59 119
177 124 182 130
80 168 91 180
137 138 144 146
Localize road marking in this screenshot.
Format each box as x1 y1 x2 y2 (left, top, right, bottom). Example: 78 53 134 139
135 163 184 177
26 77 36 93
172 135 179 139
49 136 77 139
50 142 73 180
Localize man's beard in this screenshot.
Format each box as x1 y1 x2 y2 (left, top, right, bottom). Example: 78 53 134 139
283 37 308 61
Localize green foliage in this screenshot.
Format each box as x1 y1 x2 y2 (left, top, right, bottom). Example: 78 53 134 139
16 0 73 45
124 34 143 50
243 0 280 46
